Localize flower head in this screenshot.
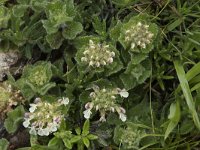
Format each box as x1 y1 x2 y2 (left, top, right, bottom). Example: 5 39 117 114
23 97 69 136
118 126 145 149
83 86 128 122
81 40 116 68
124 22 154 50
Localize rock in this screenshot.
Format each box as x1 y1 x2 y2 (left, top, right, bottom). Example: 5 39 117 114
0 51 20 81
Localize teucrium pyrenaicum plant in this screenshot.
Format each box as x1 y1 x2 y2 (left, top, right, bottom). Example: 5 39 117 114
83 85 129 122
16 61 56 99
118 15 159 90
23 97 70 136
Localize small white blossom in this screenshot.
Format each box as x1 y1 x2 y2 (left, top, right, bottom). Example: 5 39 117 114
29 104 37 112
29 127 37 135
117 88 129 98
23 119 30 128
83 109 92 119
59 97 69 106
119 113 127 122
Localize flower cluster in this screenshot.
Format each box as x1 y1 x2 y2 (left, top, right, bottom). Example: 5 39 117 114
119 127 144 149
0 83 24 119
125 22 154 50
28 69 48 86
23 97 69 136
81 40 115 68
83 86 129 122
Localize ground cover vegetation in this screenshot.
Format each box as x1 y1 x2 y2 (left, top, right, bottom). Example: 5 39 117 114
0 0 200 149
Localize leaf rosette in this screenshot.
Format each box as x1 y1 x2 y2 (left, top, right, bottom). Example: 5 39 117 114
16 61 55 98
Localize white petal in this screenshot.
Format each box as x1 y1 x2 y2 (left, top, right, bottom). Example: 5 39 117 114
29 127 37 135
83 109 92 119
119 89 129 98
23 119 30 128
38 128 44 136
119 113 127 122
29 104 37 112
99 115 106 122
43 128 50 136
62 97 69 106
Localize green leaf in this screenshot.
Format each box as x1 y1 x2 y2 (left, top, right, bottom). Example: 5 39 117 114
42 20 58 35
0 6 10 28
46 32 64 49
105 57 123 76
70 136 81 143
109 20 122 42
62 21 83 40
82 120 90 136
82 137 90 148
87 134 98 140
92 17 106 37
39 82 56 95
48 137 62 146
0 138 9 150
75 127 81 135
120 59 151 90
174 60 200 130
4 105 25 133
63 138 72 149
167 18 183 32
164 101 180 139
12 5 28 17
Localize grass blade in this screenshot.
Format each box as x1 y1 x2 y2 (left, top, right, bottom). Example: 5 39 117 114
174 61 200 130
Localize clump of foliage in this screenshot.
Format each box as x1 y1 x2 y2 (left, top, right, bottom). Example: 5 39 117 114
1 0 200 149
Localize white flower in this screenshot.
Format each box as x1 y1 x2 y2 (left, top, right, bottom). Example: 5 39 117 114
43 128 50 136
118 89 129 98
38 128 45 136
29 127 37 135
119 113 127 122
48 123 58 132
29 104 37 112
83 109 92 119
99 114 106 122
23 119 30 128
60 97 69 106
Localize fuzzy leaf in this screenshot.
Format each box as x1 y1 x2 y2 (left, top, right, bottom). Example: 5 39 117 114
0 138 9 150
120 59 151 90
62 21 83 40
92 17 106 37
0 6 10 28
12 5 28 17
4 105 25 133
46 32 64 49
